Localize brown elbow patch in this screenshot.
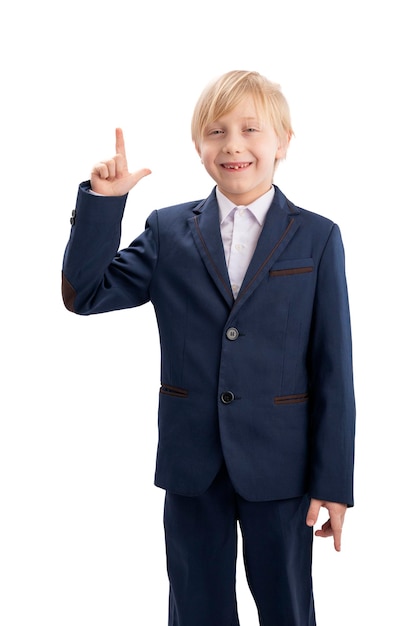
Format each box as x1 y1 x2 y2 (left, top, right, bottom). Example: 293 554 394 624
61 272 76 312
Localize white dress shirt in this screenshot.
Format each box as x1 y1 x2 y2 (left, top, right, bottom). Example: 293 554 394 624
216 186 275 298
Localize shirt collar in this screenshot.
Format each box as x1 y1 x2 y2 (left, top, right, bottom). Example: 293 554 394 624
216 186 275 226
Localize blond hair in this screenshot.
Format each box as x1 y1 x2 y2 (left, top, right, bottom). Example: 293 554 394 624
191 70 294 149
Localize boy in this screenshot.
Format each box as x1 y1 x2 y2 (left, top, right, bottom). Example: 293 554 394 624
62 70 355 626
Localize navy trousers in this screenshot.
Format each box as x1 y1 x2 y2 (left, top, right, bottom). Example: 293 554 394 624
164 465 316 626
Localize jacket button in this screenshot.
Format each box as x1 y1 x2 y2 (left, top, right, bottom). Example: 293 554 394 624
220 391 235 404
226 327 239 341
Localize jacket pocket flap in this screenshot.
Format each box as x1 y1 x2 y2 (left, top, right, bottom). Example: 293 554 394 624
274 393 309 405
269 258 314 277
160 384 188 398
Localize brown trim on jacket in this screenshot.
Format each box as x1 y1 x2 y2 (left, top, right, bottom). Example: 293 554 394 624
269 267 313 277
160 384 189 399
274 393 309 405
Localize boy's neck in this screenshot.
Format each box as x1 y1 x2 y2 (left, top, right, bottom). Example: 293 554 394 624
216 185 275 208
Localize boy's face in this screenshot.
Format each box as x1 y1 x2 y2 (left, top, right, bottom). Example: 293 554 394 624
196 96 287 206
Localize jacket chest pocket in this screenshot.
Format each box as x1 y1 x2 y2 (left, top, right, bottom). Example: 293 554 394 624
269 258 314 277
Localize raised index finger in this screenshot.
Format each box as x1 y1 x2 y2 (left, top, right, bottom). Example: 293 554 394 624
115 127 126 157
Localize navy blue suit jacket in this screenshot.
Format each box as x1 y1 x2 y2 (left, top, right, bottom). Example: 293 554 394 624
62 183 355 505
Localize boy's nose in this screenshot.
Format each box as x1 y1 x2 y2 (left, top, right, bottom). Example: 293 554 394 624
223 134 243 154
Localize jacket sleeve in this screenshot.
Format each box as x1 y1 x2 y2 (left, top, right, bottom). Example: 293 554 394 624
308 224 356 506
62 182 158 315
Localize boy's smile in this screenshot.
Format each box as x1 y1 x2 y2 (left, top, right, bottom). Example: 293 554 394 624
221 162 251 170
196 97 287 206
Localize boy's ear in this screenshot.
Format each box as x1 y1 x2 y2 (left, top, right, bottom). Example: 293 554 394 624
275 132 292 160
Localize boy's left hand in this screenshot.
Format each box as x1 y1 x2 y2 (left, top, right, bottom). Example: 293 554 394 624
306 499 347 552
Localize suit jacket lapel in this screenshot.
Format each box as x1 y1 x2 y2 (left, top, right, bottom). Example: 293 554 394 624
233 186 300 312
188 189 235 308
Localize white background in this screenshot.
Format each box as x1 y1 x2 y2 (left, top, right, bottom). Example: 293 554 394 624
1 1 416 624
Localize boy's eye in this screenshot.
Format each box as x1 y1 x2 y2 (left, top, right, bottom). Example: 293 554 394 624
206 126 260 136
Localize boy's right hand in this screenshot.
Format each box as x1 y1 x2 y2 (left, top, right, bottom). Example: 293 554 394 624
90 128 151 196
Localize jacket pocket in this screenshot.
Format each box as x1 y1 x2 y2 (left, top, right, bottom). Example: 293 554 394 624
274 392 309 405
269 258 314 277
160 383 189 398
